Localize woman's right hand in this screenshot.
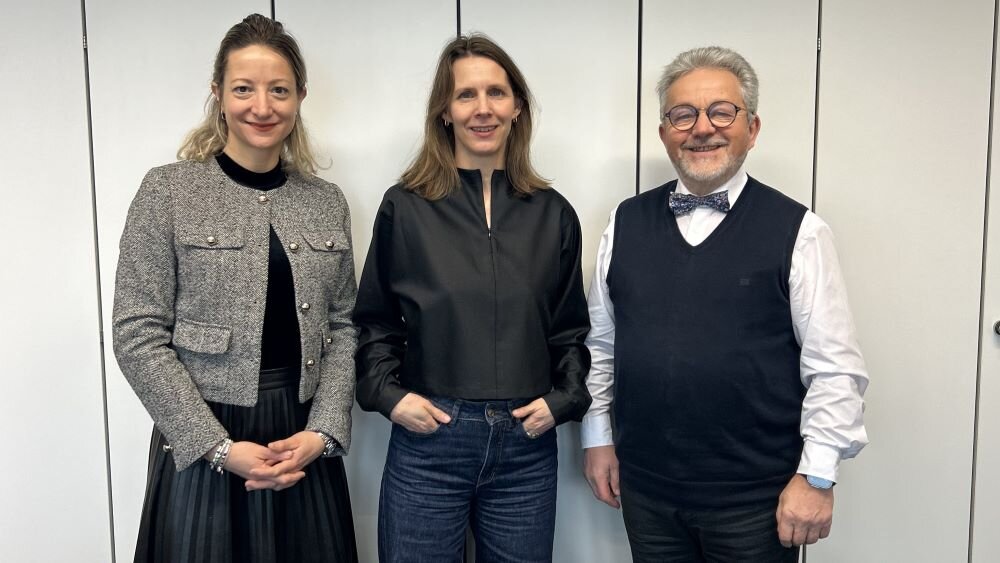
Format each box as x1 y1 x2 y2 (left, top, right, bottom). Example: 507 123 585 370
389 393 452 433
219 441 299 490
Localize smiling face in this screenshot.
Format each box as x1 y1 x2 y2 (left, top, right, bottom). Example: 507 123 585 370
659 67 760 195
213 44 305 171
443 55 521 171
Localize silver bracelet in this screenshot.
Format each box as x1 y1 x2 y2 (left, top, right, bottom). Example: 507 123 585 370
215 438 233 473
209 438 233 474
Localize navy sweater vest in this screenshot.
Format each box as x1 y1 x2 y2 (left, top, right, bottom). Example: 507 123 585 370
608 177 807 509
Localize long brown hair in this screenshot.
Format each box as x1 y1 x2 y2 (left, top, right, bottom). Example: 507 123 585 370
400 33 549 200
177 13 319 175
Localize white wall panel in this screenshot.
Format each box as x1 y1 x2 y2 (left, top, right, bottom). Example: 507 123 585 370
640 0 818 206
973 17 1000 560
0 2 112 561
460 1 638 561
278 2 456 559
87 2 269 560
813 1 993 561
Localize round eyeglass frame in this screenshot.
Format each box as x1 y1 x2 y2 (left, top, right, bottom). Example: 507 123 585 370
662 101 746 131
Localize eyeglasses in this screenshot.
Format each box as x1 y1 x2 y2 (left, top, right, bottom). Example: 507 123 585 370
662 101 746 131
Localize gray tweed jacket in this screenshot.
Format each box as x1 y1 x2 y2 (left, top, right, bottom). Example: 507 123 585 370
112 158 357 471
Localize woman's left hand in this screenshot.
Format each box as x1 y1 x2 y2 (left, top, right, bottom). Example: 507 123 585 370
244 431 326 491
512 398 555 438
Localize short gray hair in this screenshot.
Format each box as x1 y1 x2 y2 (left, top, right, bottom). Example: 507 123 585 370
656 46 759 121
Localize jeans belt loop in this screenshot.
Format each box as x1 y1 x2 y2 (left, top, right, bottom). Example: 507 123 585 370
448 398 462 426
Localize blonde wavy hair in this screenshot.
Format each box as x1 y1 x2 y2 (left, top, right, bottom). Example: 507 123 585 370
177 14 318 175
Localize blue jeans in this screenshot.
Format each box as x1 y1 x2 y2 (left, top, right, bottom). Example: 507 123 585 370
378 396 558 563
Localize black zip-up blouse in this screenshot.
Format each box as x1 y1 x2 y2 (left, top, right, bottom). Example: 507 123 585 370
354 169 592 424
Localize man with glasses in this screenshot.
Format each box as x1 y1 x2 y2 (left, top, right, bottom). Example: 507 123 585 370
581 46 869 562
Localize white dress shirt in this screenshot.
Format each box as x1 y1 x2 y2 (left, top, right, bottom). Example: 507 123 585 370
581 169 869 482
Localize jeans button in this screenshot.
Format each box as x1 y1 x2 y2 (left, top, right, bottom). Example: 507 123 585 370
486 407 496 417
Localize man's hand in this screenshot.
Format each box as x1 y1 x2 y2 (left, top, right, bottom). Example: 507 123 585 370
776 474 834 547
390 392 451 433
512 398 555 437
583 445 621 509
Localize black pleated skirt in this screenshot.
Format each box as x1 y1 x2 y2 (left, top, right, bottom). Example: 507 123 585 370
134 367 358 563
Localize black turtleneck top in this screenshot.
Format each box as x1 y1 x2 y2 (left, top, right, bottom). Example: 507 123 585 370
215 152 301 370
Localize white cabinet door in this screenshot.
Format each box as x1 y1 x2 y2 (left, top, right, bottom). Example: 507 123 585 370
813 1 994 561
972 17 1000 559
0 1 111 560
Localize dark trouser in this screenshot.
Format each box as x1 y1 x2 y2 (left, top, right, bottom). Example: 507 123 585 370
620 475 799 563
378 396 558 563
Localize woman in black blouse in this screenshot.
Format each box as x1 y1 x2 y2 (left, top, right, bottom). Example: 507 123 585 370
354 34 591 563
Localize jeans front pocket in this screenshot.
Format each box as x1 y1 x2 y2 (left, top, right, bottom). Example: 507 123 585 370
397 421 444 438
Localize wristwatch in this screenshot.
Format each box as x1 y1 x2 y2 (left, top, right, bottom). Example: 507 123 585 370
314 431 340 457
805 474 835 490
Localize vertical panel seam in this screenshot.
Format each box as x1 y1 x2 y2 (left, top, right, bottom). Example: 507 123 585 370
271 0 275 20
80 0 116 561
635 0 643 195
809 0 823 215
970 1 999 560
457 4 468 562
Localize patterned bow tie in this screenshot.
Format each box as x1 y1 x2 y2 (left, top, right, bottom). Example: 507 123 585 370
667 191 731 216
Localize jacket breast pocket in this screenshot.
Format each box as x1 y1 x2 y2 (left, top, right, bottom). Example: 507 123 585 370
175 225 246 279
175 226 245 250
301 230 350 283
303 230 349 253
172 317 232 354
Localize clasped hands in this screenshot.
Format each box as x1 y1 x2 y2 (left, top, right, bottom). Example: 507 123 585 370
219 430 326 491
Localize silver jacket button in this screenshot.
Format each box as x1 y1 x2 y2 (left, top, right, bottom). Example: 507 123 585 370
258 194 269 204
289 242 300 252
306 359 316 367
325 337 333 344
300 302 310 311
324 240 335 249
206 236 217 245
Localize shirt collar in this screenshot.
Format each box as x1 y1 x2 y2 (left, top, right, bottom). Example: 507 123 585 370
675 168 749 206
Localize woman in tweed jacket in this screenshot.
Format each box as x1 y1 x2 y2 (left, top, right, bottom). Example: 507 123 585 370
112 14 357 562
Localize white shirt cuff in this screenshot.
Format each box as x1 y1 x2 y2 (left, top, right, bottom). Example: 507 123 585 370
797 440 842 482
580 414 614 449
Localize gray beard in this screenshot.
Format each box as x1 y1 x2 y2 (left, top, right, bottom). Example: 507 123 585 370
672 151 748 193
